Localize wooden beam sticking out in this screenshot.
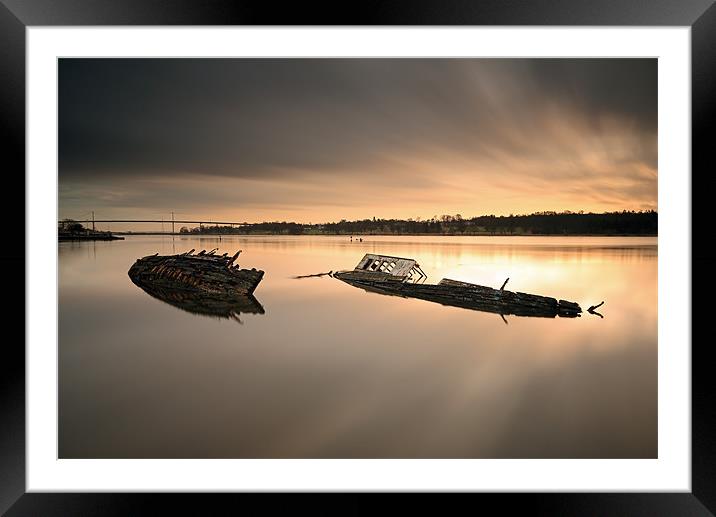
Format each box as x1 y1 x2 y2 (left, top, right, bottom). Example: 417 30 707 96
500 278 510 290
227 250 242 266
293 271 333 279
588 301 605 313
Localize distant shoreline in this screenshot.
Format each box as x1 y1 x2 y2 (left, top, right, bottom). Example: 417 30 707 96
59 234 124 241
61 211 657 238
112 232 657 238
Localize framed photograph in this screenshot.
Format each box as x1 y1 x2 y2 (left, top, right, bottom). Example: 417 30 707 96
4 0 713 514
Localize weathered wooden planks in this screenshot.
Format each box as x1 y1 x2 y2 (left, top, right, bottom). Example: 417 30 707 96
128 249 264 296
355 254 425 280
334 255 583 318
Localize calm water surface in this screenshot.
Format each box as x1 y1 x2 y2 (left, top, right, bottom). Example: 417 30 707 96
59 235 657 458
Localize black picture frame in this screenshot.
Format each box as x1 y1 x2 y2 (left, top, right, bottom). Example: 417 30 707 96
2 1 713 515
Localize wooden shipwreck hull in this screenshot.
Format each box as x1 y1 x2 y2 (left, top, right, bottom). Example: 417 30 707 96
128 249 264 296
334 254 582 318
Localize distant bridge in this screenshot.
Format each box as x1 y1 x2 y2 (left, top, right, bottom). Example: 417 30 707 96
69 219 250 226
63 214 252 234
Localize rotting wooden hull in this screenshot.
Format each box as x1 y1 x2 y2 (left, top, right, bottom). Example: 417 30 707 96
130 279 264 322
128 250 264 296
334 271 581 318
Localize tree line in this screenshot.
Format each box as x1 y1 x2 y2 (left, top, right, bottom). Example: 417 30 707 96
179 210 657 236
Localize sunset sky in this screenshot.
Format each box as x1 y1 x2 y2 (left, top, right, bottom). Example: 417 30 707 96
59 58 657 226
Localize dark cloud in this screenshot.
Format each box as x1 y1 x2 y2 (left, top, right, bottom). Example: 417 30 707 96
59 58 657 181
525 59 657 130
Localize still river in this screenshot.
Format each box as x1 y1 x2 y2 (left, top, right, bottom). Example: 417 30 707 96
59 235 657 458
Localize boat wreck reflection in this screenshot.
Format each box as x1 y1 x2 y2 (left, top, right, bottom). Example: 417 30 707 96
130 279 265 324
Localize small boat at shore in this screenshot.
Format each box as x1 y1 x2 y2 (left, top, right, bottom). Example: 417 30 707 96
128 249 264 296
334 254 582 318
59 230 124 241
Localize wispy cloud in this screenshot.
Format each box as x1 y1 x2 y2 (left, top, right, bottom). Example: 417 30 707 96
59 58 657 222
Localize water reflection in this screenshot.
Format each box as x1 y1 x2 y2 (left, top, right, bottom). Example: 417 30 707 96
59 235 657 459
130 278 265 324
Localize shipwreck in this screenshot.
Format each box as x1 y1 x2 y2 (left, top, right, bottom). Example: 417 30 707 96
128 248 264 296
334 253 583 318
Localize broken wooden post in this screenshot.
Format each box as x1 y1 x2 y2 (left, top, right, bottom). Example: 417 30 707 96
588 301 605 313
227 250 242 266
293 270 334 279
588 301 605 317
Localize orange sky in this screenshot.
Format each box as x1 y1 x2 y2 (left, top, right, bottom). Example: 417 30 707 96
59 59 657 226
